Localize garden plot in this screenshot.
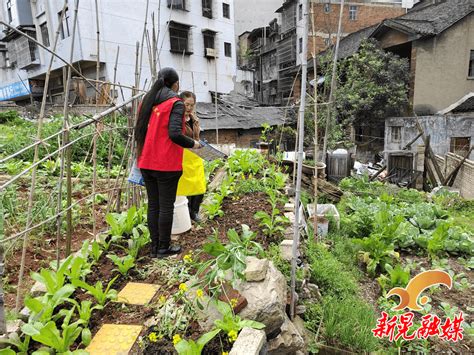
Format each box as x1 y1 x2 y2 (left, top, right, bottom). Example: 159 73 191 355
1 150 294 354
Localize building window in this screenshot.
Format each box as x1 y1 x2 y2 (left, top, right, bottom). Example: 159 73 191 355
450 137 471 156
469 50 474 77
298 4 303 20
7 0 13 23
224 42 232 57
203 30 216 57
349 5 358 21
202 0 212 18
169 22 192 54
391 126 401 143
324 3 331 13
298 37 302 53
167 0 186 10
40 22 50 47
59 7 71 39
223 3 230 19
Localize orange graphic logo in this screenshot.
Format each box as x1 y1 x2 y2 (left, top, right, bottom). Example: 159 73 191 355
387 270 452 311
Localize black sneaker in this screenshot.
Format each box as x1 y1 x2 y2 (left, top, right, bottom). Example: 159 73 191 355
192 214 202 223
157 245 182 258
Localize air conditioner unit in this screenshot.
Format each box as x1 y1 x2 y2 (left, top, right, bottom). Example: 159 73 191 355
205 48 217 58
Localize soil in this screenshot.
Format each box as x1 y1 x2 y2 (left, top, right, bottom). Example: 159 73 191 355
4 203 108 309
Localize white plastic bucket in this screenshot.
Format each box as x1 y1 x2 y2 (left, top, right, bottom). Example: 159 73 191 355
171 196 192 235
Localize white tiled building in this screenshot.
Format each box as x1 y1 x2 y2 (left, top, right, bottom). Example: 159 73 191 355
0 0 237 103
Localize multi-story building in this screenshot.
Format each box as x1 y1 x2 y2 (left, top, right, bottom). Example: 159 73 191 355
0 0 237 104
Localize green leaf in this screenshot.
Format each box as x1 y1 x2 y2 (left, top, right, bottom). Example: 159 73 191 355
196 329 220 348
239 320 266 330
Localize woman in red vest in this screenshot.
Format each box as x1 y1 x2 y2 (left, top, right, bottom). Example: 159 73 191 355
136 68 201 258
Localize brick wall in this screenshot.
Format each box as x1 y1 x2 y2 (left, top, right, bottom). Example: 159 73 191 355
308 2 405 55
436 153 474 200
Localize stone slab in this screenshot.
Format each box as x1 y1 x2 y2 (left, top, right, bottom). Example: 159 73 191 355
116 282 160 305
86 324 142 354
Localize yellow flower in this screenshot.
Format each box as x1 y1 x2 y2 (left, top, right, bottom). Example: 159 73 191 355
183 254 193 263
173 334 182 345
159 295 166 304
196 289 204 298
179 283 188 292
228 330 238 343
230 298 238 308
148 332 158 343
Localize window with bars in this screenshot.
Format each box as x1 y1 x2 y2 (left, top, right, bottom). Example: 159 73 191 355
324 3 331 13
7 0 13 23
298 4 302 20
450 137 471 156
203 30 216 57
169 22 191 54
349 5 358 21
298 37 302 53
391 126 401 143
167 0 186 10
40 22 50 47
59 7 71 39
223 3 230 19
469 50 474 77
202 0 212 18
224 42 231 57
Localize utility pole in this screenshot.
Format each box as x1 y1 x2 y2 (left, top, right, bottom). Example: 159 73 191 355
290 0 309 321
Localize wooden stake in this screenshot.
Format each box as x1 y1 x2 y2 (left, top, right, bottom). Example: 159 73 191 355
215 56 219 144
14 1 69 311
0 192 7 333
322 0 345 163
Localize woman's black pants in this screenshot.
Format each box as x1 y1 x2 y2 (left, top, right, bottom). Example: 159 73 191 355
141 169 182 250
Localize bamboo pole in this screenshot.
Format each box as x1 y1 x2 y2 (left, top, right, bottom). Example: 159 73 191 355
58 0 80 262
310 1 319 241
107 46 121 190
291 0 308 321
14 1 69 311
322 0 345 164
138 0 150 86
92 0 101 238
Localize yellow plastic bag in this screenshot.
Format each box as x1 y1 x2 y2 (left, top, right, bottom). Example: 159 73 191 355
177 149 206 196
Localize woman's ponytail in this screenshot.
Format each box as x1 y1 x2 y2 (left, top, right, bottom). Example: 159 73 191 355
135 68 179 156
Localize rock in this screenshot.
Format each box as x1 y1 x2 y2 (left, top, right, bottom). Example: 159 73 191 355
19 307 30 322
307 283 322 300
296 305 306 315
236 262 287 336
293 316 310 348
245 257 269 282
30 281 47 297
284 212 295 224
267 314 305 355
229 327 266 355
284 227 293 240
7 319 24 334
280 240 300 261
284 203 295 212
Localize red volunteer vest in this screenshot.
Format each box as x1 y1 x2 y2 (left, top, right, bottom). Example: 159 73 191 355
137 97 185 171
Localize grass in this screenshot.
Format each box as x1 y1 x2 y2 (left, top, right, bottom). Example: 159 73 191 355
304 237 380 352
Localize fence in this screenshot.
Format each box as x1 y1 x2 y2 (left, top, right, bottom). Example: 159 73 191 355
436 153 474 199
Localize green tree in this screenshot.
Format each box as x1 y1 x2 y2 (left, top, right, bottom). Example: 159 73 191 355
334 39 409 124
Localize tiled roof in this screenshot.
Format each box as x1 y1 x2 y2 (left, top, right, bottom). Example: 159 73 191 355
197 93 292 130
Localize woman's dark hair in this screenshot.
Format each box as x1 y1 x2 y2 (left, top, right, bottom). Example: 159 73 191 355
179 91 196 102
135 67 179 155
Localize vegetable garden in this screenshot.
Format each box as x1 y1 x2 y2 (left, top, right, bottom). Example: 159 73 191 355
0 111 473 354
